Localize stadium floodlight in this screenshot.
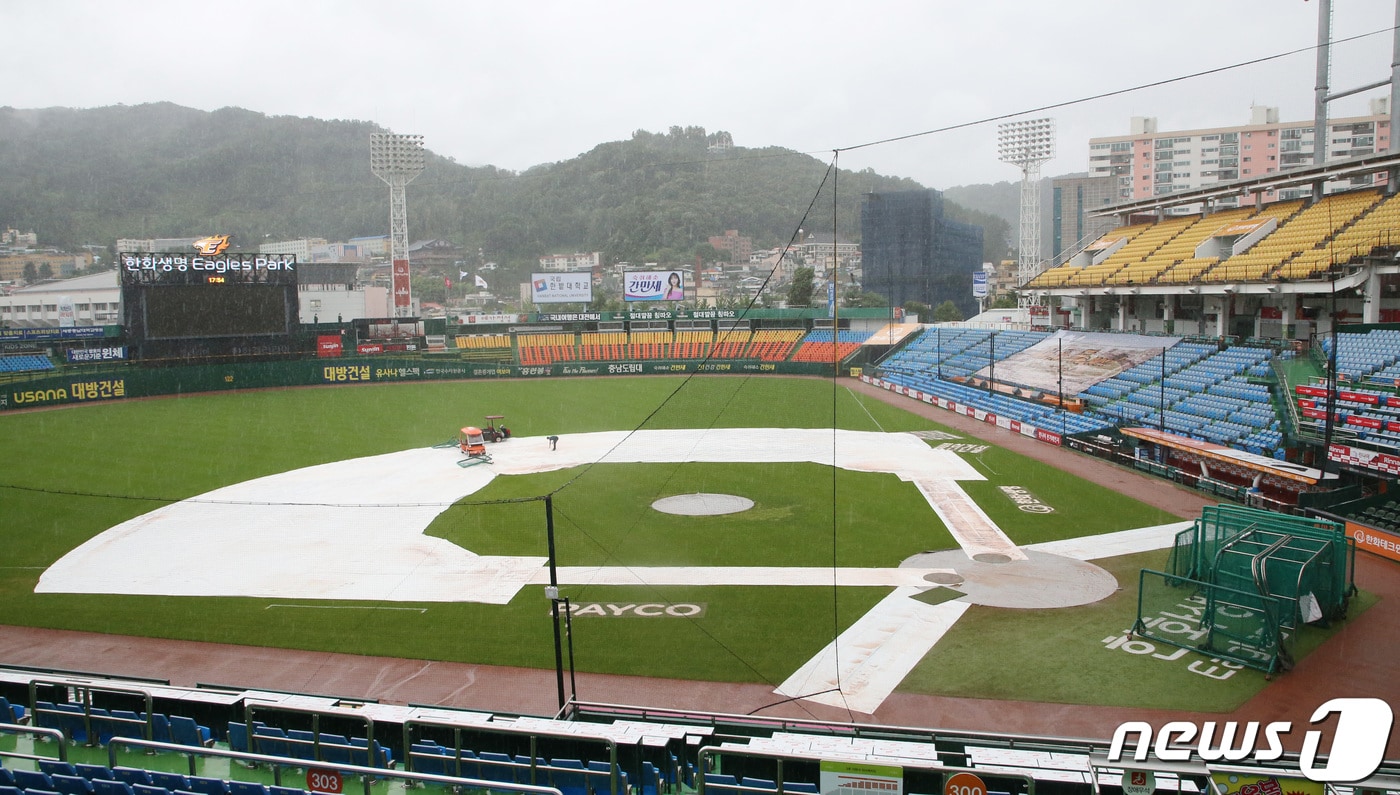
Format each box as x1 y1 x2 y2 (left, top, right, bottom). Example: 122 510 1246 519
997 118 1055 308
370 133 426 317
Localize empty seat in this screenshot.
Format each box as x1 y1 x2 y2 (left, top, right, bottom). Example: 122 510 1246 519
226 722 249 754
91 780 135 795
0 696 26 724
50 775 95 795
286 729 316 760
226 783 267 795
183 778 227 795
147 774 188 792
14 770 55 791
38 763 78 780
169 715 213 748
549 758 587 795
73 766 114 782
112 769 152 788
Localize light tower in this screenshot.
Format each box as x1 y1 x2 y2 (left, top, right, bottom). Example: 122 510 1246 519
369 133 426 317
997 118 1055 308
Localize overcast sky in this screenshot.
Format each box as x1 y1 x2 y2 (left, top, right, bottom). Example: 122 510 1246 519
3 1 1397 189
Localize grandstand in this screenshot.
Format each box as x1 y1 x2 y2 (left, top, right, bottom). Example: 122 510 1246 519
2 662 1393 795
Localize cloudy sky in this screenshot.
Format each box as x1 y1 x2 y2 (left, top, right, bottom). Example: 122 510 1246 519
3 1 1397 189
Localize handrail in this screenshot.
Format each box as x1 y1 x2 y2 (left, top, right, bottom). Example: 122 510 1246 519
106 737 562 795
28 678 156 746
402 716 623 795
243 701 378 768
0 721 70 763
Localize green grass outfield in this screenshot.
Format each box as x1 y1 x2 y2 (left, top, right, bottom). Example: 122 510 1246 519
0 376 1367 711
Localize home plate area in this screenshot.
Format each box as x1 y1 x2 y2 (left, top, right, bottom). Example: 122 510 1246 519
36 428 1186 715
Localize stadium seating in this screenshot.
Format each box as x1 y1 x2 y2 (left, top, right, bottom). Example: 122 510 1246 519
0 354 54 373
789 330 870 363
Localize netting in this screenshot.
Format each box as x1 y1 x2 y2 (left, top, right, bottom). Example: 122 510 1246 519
1135 505 1356 675
1134 568 1291 675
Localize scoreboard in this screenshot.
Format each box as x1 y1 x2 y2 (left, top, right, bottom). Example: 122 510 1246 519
120 252 299 358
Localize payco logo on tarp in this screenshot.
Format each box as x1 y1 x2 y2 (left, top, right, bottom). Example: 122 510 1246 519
1108 698 1393 782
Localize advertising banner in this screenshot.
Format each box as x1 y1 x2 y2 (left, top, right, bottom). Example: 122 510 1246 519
624 270 685 302
819 761 903 795
392 260 411 310
973 271 988 298
316 336 343 358
65 346 127 363
531 272 593 304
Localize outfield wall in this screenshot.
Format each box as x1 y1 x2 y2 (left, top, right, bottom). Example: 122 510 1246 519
0 357 832 411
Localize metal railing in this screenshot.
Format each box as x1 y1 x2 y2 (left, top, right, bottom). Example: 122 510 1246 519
106 737 562 795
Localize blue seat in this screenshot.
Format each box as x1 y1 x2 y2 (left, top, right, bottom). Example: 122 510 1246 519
287 729 316 760
92 780 134 795
348 736 391 768
73 766 113 782
39 763 78 779
318 733 351 765
268 787 305 795
782 784 818 794
226 783 267 795
0 696 26 724
143 713 172 743
549 758 587 795
132 785 169 795
184 778 227 795
477 752 516 784
0 785 20 795
50 775 94 795
112 769 152 788
226 722 249 753
585 761 627 795
446 749 479 779
742 779 777 793
14 771 55 791
147 774 188 792
52 703 90 743
252 725 289 758
408 742 447 775
111 710 147 740
169 716 212 747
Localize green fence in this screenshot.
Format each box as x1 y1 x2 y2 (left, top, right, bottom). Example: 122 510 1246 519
0 357 834 412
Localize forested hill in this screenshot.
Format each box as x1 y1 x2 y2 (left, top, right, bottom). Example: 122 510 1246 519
0 104 1009 267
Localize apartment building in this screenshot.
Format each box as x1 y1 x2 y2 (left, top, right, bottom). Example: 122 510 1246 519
1087 100 1392 210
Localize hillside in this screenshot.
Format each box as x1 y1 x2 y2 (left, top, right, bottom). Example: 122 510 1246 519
0 104 1010 270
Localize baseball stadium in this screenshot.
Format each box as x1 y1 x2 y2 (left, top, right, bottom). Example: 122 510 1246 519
5 16 1400 795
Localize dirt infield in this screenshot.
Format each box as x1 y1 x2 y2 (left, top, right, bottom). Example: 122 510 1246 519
1 378 1396 754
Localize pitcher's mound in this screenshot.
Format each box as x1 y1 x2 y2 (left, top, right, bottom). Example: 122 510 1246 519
652 493 755 516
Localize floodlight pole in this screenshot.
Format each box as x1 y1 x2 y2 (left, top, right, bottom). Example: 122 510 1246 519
369 133 426 318
997 119 1055 309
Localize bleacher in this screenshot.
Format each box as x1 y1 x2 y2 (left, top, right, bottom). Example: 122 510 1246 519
740 330 803 362
453 334 514 362
5 665 1342 795
788 330 869 364
0 354 54 374
517 333 578 365
1084 344 1286 456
